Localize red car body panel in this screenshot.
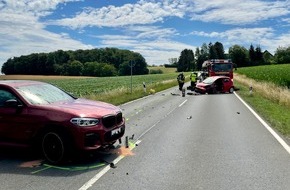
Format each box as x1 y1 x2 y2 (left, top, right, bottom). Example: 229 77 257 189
0 80 125 151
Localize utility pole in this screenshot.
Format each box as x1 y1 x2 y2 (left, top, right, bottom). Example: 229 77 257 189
129 60 135 94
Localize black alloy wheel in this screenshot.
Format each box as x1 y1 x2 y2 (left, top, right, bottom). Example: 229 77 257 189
42 131 66 164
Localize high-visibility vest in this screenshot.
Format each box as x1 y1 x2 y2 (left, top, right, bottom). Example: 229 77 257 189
190 73 197 82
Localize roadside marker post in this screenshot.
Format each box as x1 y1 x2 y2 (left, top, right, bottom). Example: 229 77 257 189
143 82 146 93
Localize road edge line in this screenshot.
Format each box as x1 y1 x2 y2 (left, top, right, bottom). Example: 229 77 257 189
234 92 290 155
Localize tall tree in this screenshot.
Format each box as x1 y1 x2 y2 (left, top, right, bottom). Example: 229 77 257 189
229 45 249 67
214 42 225 59
255 45 264 65
195 47 201 70
200 43 209 58
208 42 218 59
66 60 84 76
274 46 290 64
249 44 256 66
1 48 148 76
195 43 209 70
177 49 195 72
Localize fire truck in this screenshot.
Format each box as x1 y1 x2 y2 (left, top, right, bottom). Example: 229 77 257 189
202 59 234 79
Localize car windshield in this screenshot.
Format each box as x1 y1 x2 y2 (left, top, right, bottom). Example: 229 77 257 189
15 83 75 105
202 77 215 84
212 63 232 72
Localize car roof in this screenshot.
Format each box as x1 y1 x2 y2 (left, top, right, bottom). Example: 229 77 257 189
0 80 46 88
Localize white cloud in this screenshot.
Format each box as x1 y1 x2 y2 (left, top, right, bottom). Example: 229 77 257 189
49 0 290 29
49 1 185 28
188 0 290 25
0 21 93 67
191 27 290 54
1 0 82 17
0 0 91 67
192 27 274 44
262 33 290 53
282 18 290 23
126 25 178 39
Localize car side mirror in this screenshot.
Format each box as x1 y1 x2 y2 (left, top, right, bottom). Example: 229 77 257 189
4 99 22 108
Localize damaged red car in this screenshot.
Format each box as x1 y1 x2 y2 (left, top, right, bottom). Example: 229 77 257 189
195 76 234 94
0 80 125 164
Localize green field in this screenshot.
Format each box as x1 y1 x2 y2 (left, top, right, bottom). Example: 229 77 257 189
0 72 189 105
235 64 290 88
148 66 177 74
0 73 179 95
45 73 180 96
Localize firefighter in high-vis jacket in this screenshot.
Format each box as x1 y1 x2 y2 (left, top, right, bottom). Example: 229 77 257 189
190 72 198 90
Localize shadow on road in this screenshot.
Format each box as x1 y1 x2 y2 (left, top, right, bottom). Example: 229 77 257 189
0 142 135 176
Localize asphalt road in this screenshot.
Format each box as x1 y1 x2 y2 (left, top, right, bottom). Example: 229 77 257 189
1 85 290 190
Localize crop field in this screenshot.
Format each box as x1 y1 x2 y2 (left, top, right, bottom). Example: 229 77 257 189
235 64 290 88
49 73 181 96
0 73 181 97
148 66 177 74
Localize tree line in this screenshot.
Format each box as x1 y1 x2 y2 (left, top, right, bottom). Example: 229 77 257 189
1 48 149 76
169 42 290 72
2 42 290 76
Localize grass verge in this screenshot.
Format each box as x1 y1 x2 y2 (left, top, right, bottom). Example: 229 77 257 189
84 78 186 105
234 74 290 140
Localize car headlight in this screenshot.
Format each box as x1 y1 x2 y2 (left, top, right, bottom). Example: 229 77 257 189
70 118 99 127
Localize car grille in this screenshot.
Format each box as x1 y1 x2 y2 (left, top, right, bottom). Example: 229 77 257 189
102 112 123 128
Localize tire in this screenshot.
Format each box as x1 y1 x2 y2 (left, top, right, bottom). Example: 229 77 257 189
41 130 67 164
208 88 216 94
229 87 234 93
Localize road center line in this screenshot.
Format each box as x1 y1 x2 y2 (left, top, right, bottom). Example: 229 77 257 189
234 92 290 155
179 99 188 107
78 144 137 190
78 164 112 190
79 99 181 190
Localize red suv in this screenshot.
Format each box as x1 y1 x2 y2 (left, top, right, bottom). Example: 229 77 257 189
0 80 125 164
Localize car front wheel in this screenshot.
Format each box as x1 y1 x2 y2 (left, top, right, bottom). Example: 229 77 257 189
229 87 234 93
41 131 67 164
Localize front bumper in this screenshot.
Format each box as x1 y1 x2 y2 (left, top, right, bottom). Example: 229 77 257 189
82 124 125 150
195 87 206 94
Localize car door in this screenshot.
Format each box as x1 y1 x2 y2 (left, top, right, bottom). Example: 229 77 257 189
222 78 232 92
0 88 36 144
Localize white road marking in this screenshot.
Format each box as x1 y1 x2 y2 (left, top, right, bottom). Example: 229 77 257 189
135 140 142 146
79 97 188 189
179 99 188 107
78 140 141 190
78 165 111 190
137 123 157 140
234 92 290 155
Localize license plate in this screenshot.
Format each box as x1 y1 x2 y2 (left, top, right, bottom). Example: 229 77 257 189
111 127 122 136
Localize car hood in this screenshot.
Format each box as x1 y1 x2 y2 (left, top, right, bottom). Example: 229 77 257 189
196 82 211 88
42 98 121 117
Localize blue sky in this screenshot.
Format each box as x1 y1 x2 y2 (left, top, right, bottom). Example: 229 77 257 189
1 0 290 69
